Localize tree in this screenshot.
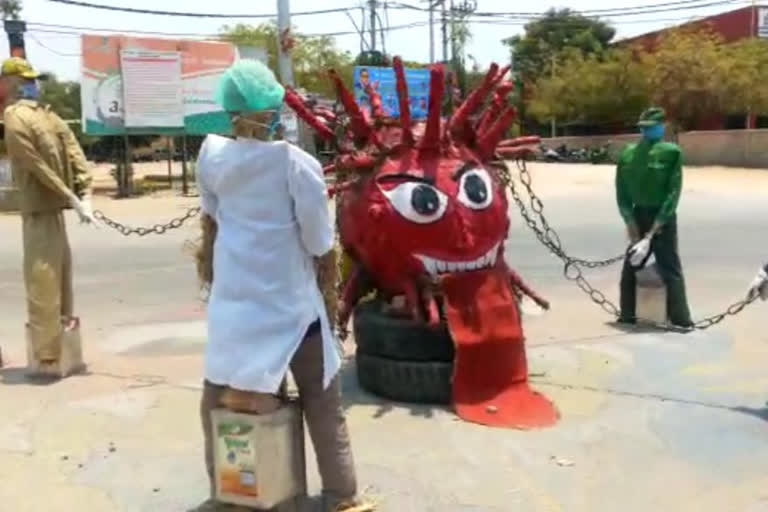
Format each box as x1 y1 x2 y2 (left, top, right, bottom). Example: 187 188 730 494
528 47 649 129
718 39 768 118
643 28 726 131
221 23 354 98
39 75 98 147
0 0 21 20
503 9 615 82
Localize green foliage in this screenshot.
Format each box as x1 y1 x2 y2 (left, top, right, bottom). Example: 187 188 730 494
38 74 98 147
718 38 768 119
503 9 615 82
221 22 354 98
529 47 649 127
527 27 768 131
0 0 21 20
644 28 724 130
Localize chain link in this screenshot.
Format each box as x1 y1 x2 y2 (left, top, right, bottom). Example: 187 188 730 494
93 207 201 237
512 159 625 268
496 158 756 331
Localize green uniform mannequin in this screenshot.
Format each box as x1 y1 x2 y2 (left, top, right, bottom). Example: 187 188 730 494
615 107 693 327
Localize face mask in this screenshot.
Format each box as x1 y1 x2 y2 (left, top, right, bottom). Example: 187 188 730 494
640 124 664 141
233 108 283 140
20 80 39 100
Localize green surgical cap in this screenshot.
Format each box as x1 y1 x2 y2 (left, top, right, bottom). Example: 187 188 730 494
214 59 285 113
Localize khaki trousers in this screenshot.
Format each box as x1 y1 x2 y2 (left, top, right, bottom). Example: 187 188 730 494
200 324 357 504
22 211 73 361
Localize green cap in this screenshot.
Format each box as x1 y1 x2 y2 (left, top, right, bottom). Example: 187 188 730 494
214 59 285 113
637 107 666 127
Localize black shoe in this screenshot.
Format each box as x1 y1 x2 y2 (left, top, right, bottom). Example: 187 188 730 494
670 319 694 329
617 316 636 325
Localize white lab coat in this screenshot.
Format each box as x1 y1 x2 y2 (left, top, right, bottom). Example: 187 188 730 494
196 134 340 393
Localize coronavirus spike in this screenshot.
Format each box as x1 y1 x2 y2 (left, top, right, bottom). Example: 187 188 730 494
284 88 334 141
475 81 516 138
477 106 517 159
328 180 357 198
393 57 414 146
421 64 445 150
329 69 375 143
448 63 499 140
336 153 376 170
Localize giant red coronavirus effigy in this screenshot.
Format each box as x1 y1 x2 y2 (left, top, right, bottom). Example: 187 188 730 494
285 57 559 429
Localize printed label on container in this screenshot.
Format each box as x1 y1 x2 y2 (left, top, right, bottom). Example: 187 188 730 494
216 422 259 497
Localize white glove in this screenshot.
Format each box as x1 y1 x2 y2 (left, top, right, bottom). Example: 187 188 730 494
628 237 651 268
747 268 768 301
71 196 96 225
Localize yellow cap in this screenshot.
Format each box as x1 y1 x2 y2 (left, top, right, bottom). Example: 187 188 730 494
1 57 41 79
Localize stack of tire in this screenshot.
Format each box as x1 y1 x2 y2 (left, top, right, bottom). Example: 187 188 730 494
353 297 454 404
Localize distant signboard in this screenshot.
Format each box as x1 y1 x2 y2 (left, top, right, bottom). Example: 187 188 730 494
353 66 431 120
81 35 236 135
760 8 768 38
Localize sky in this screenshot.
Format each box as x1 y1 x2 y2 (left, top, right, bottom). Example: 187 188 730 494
0 0 757 81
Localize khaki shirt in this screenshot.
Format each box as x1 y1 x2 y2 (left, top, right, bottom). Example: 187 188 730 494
4 100 92 214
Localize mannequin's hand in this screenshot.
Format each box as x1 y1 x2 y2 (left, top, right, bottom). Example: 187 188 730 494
628 236 651 267
71 196 96 225
747 268 768 301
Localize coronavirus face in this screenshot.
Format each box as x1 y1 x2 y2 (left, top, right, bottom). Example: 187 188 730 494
339 147 509 287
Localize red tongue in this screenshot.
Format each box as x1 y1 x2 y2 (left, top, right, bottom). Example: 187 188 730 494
440 268 559 429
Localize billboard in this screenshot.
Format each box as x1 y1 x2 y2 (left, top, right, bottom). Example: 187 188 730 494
81 35 236 135
353 66 431 120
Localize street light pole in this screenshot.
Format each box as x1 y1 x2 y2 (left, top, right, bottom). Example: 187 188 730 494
277 0 294 87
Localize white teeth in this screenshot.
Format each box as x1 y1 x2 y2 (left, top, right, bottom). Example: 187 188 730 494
416 243 501 276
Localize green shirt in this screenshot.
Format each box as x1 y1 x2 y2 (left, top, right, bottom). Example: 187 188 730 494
615 140 683 225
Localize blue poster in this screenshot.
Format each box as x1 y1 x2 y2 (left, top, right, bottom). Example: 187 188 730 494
353 66 431 120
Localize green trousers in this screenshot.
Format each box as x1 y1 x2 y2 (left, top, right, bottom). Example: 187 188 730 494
620 207 693 326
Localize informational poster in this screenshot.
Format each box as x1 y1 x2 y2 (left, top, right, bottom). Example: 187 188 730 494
120 50 184 128
759 8 768 38
81 35 237 135
353 66 431 120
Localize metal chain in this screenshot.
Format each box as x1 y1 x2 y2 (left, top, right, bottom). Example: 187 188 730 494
93 207 201 237
495 158 757 331
513 159 625 268
494 160 622 317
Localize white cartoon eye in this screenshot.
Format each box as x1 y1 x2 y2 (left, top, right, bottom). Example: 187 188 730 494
457 168 493 210
381 181 448 224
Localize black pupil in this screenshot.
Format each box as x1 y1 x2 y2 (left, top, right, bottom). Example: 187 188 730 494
465 174 488 204
411 185 440 215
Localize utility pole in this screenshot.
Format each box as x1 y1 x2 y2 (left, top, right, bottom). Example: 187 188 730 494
276 0 294 87
369 0 377 52
441 1 448 63
428 1 435 64
550 54 557 138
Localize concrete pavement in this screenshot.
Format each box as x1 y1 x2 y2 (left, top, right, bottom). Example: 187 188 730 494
2 163 768 511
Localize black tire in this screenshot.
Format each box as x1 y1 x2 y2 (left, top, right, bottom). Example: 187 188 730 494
352 299 454 362
355 351 452 404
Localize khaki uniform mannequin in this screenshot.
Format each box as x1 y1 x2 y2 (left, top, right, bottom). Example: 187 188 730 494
1 58 95 376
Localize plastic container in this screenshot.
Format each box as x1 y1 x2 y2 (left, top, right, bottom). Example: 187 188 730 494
635 261 667 325
212 401 306 509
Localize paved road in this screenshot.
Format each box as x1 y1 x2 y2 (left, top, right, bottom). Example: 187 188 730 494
1 163 767 511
